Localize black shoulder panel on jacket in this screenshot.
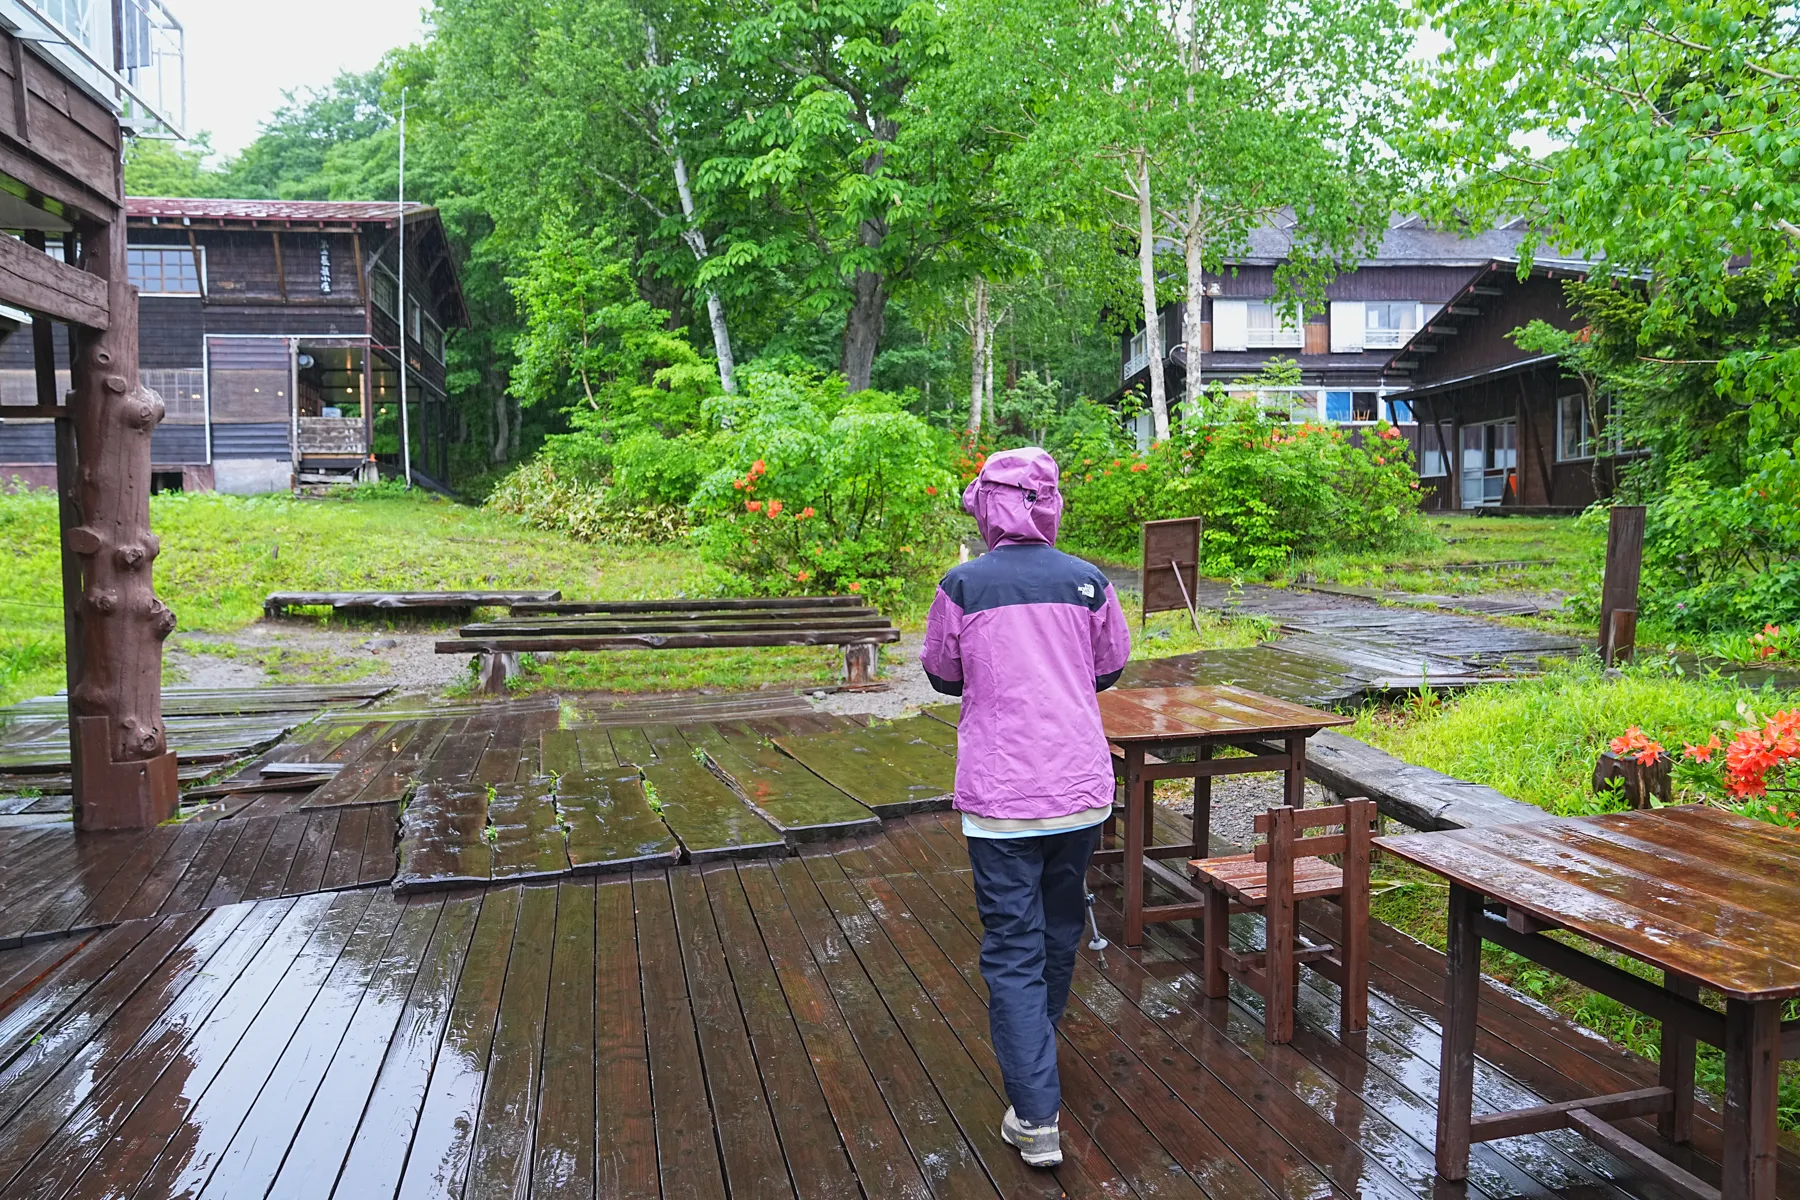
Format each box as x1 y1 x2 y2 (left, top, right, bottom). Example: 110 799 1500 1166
939 544 1112 615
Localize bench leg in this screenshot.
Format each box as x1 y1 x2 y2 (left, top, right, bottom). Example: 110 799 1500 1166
477 651 519 695
842 643 879 687
1202 884 1229 998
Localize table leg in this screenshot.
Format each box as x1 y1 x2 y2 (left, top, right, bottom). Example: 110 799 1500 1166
1723 997 1781 1200
1436 883 1482 1182
1123 745 1146 948
1658 970 1698 1144
1193 744 1213 856
1284 736 1306 808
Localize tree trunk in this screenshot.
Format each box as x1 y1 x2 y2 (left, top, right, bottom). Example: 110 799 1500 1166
67 217 179 829
983 322 995 425
491 389 509 464
1183 193 1206 418
967 276 987 434
1133 151 1170 440
841 264 887 393
647 21 736 395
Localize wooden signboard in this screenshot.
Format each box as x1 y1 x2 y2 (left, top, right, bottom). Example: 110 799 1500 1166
1598 505 1645 666
1140 516 1203 631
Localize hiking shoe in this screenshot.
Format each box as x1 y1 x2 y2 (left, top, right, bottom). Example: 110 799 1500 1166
1001 1106 1062 1167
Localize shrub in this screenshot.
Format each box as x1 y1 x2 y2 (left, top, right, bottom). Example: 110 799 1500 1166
1058 397 1424 572
611 431 712 507
483 458 688 544
690 366 958 599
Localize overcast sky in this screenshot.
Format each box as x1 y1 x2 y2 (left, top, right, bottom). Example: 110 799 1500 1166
175 0 428 157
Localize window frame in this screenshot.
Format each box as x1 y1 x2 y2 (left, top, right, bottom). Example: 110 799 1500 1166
371 268 398 317
127 244 204 297
1557 392 1623 461
1244 300 1304 349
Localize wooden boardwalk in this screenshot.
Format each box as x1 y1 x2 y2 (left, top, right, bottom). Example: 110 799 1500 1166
1 808 1789 1199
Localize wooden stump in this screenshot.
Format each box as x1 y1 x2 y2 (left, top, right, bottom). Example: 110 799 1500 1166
1593 749 1671 809
477 651 521 695
842 642 880 688
66 216 178 829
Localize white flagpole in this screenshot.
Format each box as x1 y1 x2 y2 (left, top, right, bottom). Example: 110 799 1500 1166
397 86 411 488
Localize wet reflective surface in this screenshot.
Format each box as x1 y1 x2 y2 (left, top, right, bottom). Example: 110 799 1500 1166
0 807 1765 1198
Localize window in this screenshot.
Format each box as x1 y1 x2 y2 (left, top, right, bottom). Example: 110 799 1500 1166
141 368 205 422
1124 328 1148 378
371 269 397 316
1387 398 1414 423
1363 301 1420 348
1557 392 1621 461
407 298 422 341
1245 301 1303 348
1418 423 1448 476
1324 391 1381 423
127 246 201 295
422 314 445 363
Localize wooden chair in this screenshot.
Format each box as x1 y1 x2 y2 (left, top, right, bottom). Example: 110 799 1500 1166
1188 797 1375 1044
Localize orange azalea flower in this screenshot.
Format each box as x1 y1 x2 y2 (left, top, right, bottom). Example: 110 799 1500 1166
745 500 762 513
1608 726 1665 766
751 459 767 476
732 479 744 490
847 582 861 593
1682 734 1721 763
796 569 811 582
1129 462 1149 473
799 506 816 519
924 485 938 496
1766 624 1782 637
766 499 784 518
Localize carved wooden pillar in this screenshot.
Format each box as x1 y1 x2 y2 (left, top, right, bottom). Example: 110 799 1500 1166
66 214 179 829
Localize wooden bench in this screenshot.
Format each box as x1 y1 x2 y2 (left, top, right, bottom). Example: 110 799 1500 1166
436 596 901 693
264 589 562 618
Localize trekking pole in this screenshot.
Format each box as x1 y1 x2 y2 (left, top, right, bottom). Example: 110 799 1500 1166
1085 893 1108 950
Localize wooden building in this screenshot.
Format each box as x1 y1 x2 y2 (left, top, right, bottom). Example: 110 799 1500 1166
0 197 469 493
0 0 189 827
1111 219 1615 511
1383 259 1629 512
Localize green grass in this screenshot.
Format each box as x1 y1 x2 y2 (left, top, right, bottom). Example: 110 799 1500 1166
0 484 821 705
1282 513 1603 601
1350 657 1799 816
487 644 848 696
1125 594 1273 659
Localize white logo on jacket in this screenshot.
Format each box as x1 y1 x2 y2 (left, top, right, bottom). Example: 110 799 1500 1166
1077 583 1095 599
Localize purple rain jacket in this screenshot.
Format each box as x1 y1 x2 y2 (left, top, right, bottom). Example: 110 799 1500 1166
920 447 1132 822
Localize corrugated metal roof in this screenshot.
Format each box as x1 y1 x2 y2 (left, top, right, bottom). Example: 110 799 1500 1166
125 198 430 224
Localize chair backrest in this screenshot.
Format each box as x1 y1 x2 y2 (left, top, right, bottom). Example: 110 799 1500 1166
1251 798 1377 906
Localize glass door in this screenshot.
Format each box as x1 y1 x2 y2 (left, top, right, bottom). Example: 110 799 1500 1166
1460 420 1516 508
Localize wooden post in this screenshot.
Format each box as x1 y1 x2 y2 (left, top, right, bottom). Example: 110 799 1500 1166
1598 505 1646 666
1723 998 1781 1200
1265 804 1296 1043
1123 744 1146 947
1436 882 1483 1181
1658 970 1698 1144
842 642 879 687
66 214 179 829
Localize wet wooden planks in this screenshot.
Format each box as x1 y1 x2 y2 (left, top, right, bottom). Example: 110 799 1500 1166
0 813 1759 1199
0 806 397 947
770 718 954 817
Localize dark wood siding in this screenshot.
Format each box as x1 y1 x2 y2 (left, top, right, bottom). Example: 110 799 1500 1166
139 298 205 366
1411 274 1577 385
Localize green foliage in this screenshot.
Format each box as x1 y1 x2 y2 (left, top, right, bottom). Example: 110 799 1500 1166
1058 368 1425 572
688 364 958 597
507 214 709 433
1351 658 1800 816
122 134 224 197
611 432 712 507
483 458 691 545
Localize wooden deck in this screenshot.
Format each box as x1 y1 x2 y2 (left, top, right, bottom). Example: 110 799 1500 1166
2 805 1793 1198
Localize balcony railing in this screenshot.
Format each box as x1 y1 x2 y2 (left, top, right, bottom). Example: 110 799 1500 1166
1246 327 1304 349
1362 327 1412 349
1122 348 1148 379
0 0 185 136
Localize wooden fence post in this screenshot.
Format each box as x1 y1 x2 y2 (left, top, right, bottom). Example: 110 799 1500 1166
1598 505 1645 667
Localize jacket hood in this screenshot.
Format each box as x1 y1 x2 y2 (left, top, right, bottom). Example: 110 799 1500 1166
963 447 1063 548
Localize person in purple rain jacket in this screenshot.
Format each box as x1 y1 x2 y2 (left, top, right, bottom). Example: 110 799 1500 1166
920 446 1131 1168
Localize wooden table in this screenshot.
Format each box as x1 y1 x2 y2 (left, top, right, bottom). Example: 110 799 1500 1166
1095 685 1352 947
1377 805 1800 1200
